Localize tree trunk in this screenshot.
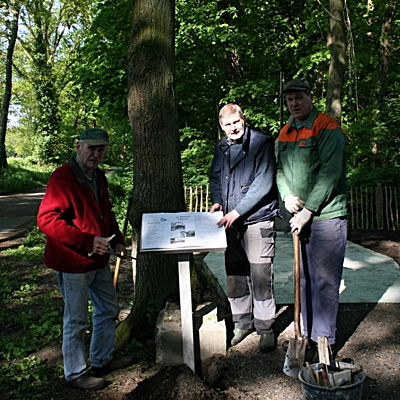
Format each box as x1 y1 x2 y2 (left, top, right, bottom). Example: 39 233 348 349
116 0 186 348
325 0 346 123
376 1 396 100
0 4 20 169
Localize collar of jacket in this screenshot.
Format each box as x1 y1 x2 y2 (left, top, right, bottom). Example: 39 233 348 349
219 126 251 153
68 156 103 190
287 107 319 132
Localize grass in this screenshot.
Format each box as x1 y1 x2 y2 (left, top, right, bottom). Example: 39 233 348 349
0 157 54 194
0 227 63 398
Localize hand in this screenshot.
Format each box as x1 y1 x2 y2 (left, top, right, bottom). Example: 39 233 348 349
216 209 240 229
290 208 312 235
284 194 305 214
114 243 126 258
210 203 222 213
91 236 112 255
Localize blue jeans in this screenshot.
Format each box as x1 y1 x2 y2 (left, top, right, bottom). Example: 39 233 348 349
57 266 119 381
300 217 347 344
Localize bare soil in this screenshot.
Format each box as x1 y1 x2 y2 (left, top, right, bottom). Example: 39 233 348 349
1 229 400 399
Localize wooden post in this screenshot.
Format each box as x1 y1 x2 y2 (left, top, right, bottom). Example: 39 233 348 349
200 186 203 212
195 186 199 212
376 183 383 229
189 186 193 212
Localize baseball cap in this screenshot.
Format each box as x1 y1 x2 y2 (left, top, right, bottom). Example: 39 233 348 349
79 128 110 146
282 79 311 93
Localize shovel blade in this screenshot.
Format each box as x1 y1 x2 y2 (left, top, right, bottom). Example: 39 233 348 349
283 337 307 377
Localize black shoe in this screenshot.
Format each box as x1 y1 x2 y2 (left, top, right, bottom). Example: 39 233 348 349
91 355 138 376
65 372 106 390
259 331 276 353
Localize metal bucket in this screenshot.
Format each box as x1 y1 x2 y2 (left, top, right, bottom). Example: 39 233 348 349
298 364 366 400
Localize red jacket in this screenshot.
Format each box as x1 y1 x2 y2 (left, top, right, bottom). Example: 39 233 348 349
37 158 124 272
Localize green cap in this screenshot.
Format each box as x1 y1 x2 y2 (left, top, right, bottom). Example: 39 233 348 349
282 79 311 93
79 128 110 146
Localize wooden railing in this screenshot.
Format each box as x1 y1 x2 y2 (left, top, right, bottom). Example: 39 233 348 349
185 183 400 231
348 183 400 230
184 185 211 213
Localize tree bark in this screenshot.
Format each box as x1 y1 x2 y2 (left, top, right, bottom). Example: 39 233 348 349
325 0 346 123
376 1 396 100
116 0 186 347
0 4 20 168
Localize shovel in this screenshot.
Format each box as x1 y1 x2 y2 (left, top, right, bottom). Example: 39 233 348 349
113 197 132 289
283 232 307 377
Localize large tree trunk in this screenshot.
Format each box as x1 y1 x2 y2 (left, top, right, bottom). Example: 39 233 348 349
325 0 346 123
0 4 20 169
116 0 186 348
376 1 396 100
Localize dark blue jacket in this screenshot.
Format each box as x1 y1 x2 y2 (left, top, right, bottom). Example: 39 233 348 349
209 126 281 225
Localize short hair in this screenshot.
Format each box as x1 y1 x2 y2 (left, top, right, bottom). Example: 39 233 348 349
219 104 245 124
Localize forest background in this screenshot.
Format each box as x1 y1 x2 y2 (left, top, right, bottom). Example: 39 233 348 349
1 0 399 189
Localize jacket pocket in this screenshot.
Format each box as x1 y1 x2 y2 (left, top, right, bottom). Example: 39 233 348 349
213 165 221 173
297 137 317 163
260 228 276 258
240 181 252 195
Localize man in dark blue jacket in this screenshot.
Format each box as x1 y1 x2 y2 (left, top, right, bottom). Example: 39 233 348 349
209 103 281 352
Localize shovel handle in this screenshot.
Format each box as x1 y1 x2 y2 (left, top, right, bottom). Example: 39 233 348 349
113 257 122 289
113 197 132 290
293 233 301 338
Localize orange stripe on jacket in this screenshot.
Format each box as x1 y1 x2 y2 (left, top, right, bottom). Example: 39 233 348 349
279 113 346 143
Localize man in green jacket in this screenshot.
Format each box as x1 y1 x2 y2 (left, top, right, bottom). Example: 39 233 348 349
276 79 348 349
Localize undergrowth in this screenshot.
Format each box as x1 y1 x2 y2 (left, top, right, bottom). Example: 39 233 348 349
0 227 63 398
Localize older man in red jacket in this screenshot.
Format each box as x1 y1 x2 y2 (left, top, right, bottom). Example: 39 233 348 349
38 128 135 390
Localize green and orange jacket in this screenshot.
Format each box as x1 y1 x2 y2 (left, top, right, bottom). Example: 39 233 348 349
276 107 348 221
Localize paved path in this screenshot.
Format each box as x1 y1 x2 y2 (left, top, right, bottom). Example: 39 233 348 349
1 186 399 304
0 186 46 241
205 231 400 303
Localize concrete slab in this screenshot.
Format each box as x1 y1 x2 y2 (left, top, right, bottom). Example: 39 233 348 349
204 232 400 304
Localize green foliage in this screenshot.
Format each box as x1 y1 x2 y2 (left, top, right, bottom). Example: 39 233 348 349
0 231 63 397
5 0 400 192
0 158 53 194
346 96 400 188
107 167 134 233
180 127 214 185
0 356 53 396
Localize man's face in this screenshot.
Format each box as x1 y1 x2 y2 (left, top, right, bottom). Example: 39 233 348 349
76 142 107 172
220 114 245 140
285 91 314 122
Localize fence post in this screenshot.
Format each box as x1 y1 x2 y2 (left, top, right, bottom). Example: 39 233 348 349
376 183 384 229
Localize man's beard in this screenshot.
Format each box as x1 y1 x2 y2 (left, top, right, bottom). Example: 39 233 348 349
227 130 244 141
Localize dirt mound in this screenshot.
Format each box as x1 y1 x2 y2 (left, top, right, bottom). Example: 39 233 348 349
123 364 223 399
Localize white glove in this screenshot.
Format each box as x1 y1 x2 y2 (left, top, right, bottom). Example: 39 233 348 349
290 208 312 235
284 194 305 214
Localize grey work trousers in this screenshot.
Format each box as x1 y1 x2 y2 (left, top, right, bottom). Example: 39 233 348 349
225 220 276 334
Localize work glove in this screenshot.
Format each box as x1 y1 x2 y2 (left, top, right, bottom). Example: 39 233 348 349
290 208 312 235
284 194 305 214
